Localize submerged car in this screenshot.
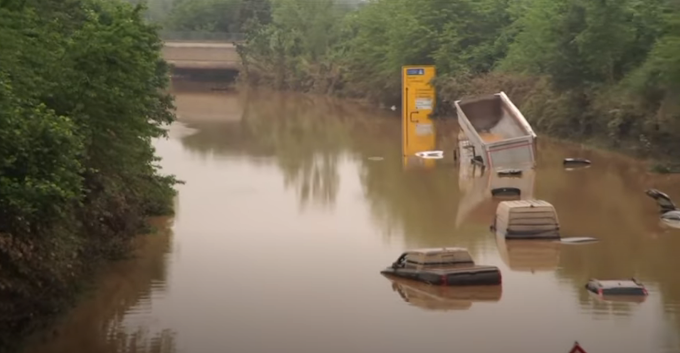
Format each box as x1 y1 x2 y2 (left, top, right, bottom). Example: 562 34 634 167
492 199 561 240
380 247 502 286
585 278 648 297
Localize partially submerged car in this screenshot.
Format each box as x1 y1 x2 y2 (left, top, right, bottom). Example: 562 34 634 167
380 247 502 286
585 278 648 297
384 276 502 311
492 200 560 240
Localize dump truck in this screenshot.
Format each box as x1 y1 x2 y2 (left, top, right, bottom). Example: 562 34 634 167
454 92 537 169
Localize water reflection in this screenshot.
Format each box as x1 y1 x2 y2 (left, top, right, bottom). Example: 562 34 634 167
384 276 502 312
23 217 176 353
176 88 356 210
495 238 560 272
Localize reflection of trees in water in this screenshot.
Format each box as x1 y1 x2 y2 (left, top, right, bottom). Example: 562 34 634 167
178 90 365 209
105 327 176 353
175 87 489 250
534 140 680 345
23 218 176 353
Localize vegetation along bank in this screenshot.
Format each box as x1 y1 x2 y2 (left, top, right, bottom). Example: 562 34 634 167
157 0 680 167
0 0 178 351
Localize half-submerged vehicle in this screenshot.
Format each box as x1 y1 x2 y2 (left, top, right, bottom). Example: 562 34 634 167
585 278 648 297
381 247 502 286
454 92 537 170
492 200 560 240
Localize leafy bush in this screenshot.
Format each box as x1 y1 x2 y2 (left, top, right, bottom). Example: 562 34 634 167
0 0 178 350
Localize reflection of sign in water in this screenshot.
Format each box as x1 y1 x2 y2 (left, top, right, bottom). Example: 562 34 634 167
415 150 444 159
402 65 436 164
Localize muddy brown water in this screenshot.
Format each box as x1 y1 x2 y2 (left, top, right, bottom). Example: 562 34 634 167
22 80 680 353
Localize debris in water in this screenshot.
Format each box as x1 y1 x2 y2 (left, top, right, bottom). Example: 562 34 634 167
563 158 591 166
661 210 680 220
557 237 598 244
660 211 680 229
415 150 444 159
644 188 677 214
367 156 384 161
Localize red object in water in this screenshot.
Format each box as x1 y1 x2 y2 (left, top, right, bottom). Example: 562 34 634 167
570 341 587 353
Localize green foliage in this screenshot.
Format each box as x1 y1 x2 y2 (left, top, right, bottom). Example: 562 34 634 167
237 0 351 92
0 0 177 350
157 0 271 33
164 0 244 32
235 0 680 159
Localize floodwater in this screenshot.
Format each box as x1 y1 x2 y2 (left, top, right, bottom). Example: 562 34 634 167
23 80 680 353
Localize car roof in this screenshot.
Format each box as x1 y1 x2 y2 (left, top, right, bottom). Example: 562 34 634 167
406 247 469 255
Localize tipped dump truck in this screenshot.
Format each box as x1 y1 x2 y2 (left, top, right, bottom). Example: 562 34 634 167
455 92 537 169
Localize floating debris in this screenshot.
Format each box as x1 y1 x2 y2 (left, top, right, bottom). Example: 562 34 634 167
415 150 444 159
557 237 598 244
367 156 384 161
563 158 592 166
661 210 680 220
660 210 680 229
645 188 677 214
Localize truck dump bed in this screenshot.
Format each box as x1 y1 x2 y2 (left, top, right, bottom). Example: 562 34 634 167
455 92 537 169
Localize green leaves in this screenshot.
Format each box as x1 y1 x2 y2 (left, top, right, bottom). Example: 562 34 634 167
0 0 178 348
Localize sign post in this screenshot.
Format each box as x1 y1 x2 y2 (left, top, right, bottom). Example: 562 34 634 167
401 65 436 168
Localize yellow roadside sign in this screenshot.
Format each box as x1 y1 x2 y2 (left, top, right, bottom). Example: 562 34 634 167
401 65 436 169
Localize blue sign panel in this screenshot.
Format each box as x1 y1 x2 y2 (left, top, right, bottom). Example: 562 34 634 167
406 68 425 76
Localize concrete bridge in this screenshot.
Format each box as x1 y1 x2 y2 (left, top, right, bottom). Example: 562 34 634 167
161 31 243 71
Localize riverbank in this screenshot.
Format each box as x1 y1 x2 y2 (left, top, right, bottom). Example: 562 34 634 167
0 1 177 352
233 0 680 171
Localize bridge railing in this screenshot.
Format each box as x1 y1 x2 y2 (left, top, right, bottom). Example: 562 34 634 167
160 31 246 43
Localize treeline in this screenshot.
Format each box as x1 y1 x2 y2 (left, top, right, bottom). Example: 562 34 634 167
226 0 680 164
0 0 177 351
